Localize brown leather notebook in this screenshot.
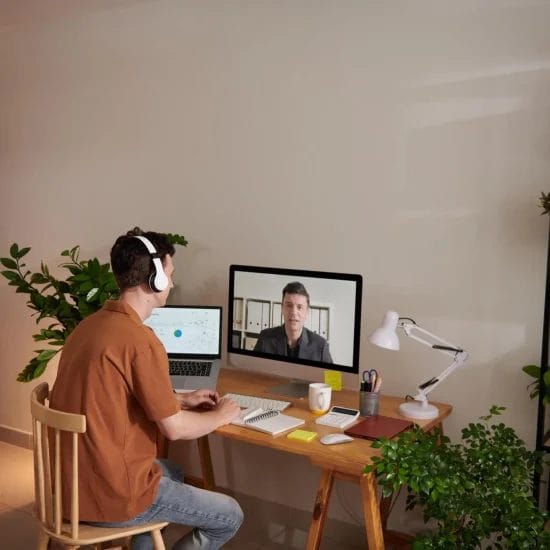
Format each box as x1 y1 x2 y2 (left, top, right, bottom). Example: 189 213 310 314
344 415 413 440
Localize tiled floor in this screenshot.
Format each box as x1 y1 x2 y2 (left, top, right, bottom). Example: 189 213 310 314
0 441 365 549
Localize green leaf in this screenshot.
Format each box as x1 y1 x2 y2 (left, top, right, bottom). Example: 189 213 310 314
69 272 90 282
29 273 49 285
17 362 38 382
16 246 31 259
78 281 94 294
9 243 19 258
1 270 20 282
35 349 58 362
0 257 18 269
16 352 57 382
522 364 541 379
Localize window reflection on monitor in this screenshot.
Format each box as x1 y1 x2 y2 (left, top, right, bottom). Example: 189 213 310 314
227 265 362 396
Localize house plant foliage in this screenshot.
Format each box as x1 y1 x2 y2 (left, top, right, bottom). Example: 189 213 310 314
522 192 550 402
365 406 550 549
1 234 187 382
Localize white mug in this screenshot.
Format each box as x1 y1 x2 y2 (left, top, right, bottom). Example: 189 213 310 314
308 382 332 414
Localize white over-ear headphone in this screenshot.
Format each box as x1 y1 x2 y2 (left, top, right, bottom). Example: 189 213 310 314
133 235 169 292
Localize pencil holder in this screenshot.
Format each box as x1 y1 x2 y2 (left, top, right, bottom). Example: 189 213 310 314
359 392 379 416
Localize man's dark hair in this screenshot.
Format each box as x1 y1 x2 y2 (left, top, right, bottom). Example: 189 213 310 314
282 281 310 306
110 227 175 291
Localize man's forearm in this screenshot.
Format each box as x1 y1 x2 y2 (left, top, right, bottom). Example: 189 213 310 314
156 409 225 441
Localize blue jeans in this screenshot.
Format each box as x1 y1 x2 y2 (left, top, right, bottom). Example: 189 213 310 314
93 459 243 550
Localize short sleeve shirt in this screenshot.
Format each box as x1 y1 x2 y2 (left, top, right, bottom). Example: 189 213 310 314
49 300 180 522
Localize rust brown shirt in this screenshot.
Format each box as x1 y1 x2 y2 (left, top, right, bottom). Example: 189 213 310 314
50 300 180 522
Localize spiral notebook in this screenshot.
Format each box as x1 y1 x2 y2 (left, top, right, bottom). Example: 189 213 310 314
231 408 304 436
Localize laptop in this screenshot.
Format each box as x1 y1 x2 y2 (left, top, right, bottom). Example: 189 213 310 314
144 305 222 392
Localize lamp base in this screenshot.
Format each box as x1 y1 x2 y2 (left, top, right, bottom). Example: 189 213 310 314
399 401 439 420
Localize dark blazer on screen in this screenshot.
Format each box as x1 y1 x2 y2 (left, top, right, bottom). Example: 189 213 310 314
253 325 333 363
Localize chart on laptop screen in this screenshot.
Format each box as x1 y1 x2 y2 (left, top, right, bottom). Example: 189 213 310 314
145 306 221 356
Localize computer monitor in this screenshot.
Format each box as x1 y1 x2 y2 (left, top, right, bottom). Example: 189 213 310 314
227 264 363 397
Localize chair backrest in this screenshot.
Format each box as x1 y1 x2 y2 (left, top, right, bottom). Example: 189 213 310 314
30 382 86 540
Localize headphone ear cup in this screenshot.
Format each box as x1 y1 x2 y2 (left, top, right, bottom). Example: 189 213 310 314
150 257 169 292
133 235 169 292
148 272 159 292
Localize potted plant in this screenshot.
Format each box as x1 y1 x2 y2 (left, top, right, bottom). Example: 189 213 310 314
365 406 549 548
1 233 187 382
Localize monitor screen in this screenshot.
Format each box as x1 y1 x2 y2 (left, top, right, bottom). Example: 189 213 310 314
227 265 362 394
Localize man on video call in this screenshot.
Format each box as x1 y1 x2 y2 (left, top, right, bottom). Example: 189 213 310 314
253 281 333 362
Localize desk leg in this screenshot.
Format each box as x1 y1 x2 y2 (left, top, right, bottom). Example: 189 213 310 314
197 435 216 491
360 472 385 550
306 469 335 550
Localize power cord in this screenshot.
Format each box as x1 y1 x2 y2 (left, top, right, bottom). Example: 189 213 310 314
335 482 362 526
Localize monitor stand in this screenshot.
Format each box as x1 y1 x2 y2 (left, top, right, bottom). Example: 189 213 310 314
267 379 310 399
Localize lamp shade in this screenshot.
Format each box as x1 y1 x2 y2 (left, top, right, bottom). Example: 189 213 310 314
368 310 400 351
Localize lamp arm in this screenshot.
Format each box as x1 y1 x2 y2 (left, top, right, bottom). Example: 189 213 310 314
400 322 463 358
399 320 468 403
411 351 469 402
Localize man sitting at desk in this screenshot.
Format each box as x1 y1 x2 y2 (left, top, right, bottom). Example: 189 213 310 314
254 281 333 362
50 227 243 550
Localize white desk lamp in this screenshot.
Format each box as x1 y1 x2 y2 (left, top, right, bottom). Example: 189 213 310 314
368 311 469 420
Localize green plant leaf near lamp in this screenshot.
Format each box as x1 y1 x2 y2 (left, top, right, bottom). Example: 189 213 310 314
1 234 187 382
365 406 550 549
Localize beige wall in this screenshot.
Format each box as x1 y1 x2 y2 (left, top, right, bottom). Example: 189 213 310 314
1 0 549 538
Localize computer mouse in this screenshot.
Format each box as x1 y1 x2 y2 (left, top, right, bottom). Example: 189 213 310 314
320 433 354 445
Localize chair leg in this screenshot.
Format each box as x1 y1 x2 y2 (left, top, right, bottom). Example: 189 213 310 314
151 528 166 550
36 529 49 550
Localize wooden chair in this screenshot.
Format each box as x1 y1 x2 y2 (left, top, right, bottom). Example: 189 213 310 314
30 382 169 550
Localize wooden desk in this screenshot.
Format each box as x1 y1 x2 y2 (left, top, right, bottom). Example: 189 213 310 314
198 368 452 550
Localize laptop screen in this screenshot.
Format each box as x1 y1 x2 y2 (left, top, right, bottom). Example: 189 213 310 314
144 306 222 358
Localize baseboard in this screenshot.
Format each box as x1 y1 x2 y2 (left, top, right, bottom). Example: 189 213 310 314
0 424 32 449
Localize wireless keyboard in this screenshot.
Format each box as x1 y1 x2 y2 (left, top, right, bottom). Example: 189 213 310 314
223 393 291 412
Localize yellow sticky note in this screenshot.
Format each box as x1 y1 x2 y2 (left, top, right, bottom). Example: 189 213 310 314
324 370 342 391
287 429 318 442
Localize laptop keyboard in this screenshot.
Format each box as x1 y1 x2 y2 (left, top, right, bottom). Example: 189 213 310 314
169 360 212 377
